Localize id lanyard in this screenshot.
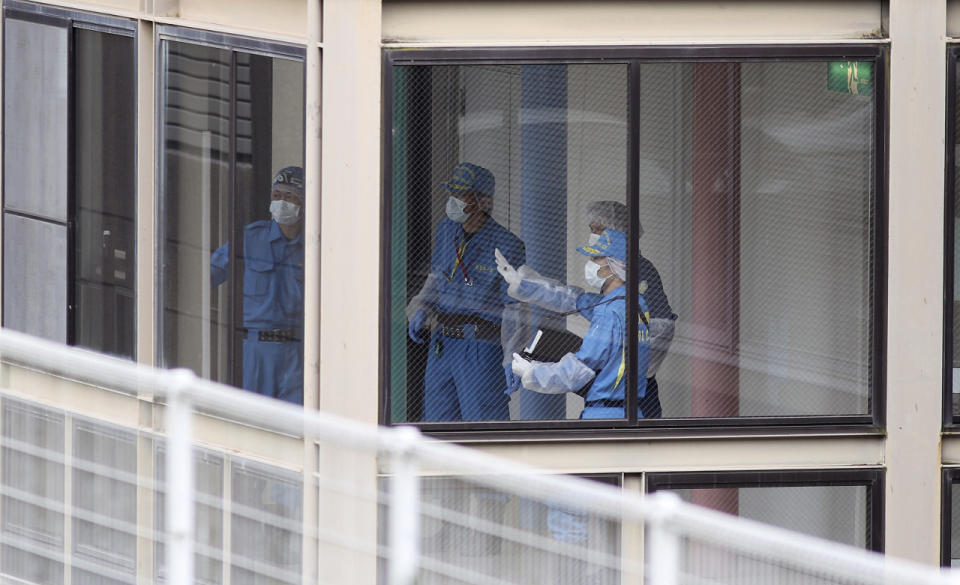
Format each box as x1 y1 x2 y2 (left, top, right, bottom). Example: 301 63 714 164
446 226 482 286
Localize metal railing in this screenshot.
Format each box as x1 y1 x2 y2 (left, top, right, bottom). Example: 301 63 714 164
0 327 951 585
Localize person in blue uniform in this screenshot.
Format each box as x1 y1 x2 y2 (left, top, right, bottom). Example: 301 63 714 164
406 162 526 421
497 201 676 417
506 229 652 419
210 166 305 404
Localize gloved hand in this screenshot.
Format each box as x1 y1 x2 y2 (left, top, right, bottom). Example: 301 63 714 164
511 352 532 379
504 363 522 395
408 309 428 344
495 248 521 287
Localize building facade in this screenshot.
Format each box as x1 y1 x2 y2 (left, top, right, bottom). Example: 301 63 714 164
0 0 957 579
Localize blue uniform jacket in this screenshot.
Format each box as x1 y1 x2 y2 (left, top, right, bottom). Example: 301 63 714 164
210 220 305 330
429 216 524 324
637 252 674 320
574 285 651 403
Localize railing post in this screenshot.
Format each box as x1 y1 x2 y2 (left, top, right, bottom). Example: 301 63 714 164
389 426 421 585
646 492 682 585
166 369 196 585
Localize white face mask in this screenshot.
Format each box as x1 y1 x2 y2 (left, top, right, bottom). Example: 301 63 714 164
270 200 301 226
445 196 470 223
587 233 601 247
584 259 609 290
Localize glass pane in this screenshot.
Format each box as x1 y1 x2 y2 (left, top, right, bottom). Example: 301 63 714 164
74 28 136 358
1 400 65 585
663 484 871 548
161 41 306 404
3 214 68 342
72 420 137 580
230 461 302 585
643 61 875 418
952 60 960 417
951 479 960 566
390 58 876 423
391 63 631 423
3 18 68 221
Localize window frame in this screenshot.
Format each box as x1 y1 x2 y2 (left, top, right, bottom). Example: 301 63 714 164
646 468 885 552
380 44 889 436
1 1 137 357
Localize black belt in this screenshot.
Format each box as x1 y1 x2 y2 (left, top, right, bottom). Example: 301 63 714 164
585 399 625 408
251 329 300 342
439 323 500 340
435 313 500 340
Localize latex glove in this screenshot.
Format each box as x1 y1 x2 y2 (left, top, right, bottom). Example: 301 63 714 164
495 248 521 287
504 363 522 395
511 352 532 379
408 309 428 344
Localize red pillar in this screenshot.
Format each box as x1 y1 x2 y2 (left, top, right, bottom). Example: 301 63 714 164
689 63 741 514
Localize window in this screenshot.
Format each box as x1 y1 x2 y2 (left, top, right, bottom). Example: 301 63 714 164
2 3 136 358
647 469 883 551
383 47 885 429
945 47 960 427
941 468 960 566
158 29 306 404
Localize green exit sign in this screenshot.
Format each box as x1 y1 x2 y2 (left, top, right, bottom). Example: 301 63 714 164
828 61 873 96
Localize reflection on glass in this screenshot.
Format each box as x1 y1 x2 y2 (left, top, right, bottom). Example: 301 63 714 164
75 29 136 358
390 58 876 423
161 42 305 404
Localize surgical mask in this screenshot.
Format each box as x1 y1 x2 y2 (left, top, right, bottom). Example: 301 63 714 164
445 196 470 223
587 233 601 247
584 259 609 290
270 200 301 226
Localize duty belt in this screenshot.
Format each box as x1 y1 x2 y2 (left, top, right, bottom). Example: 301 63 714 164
251 328 301 342
436 313 500 340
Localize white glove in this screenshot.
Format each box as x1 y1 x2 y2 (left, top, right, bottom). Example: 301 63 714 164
495 248 521 287
511 352 532 378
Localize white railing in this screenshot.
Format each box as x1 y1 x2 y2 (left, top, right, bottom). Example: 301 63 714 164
0 327 952 585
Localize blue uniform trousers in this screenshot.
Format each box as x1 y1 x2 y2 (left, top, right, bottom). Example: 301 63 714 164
423 330 509 421
243 331 303 404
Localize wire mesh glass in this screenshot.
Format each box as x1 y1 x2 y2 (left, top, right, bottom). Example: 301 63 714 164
388 57 877 423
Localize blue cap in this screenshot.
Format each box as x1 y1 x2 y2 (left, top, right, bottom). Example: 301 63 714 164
272 166 304 197
577 229 627 262
441 162 495 197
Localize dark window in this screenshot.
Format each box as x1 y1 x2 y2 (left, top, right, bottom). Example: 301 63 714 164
647 469 883 551
384 47 885 430
2 4 136 358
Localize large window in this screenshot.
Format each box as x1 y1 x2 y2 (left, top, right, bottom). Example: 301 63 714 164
159 29 306 404
2 3 136 358
384 47 885 429
647 469 883 551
